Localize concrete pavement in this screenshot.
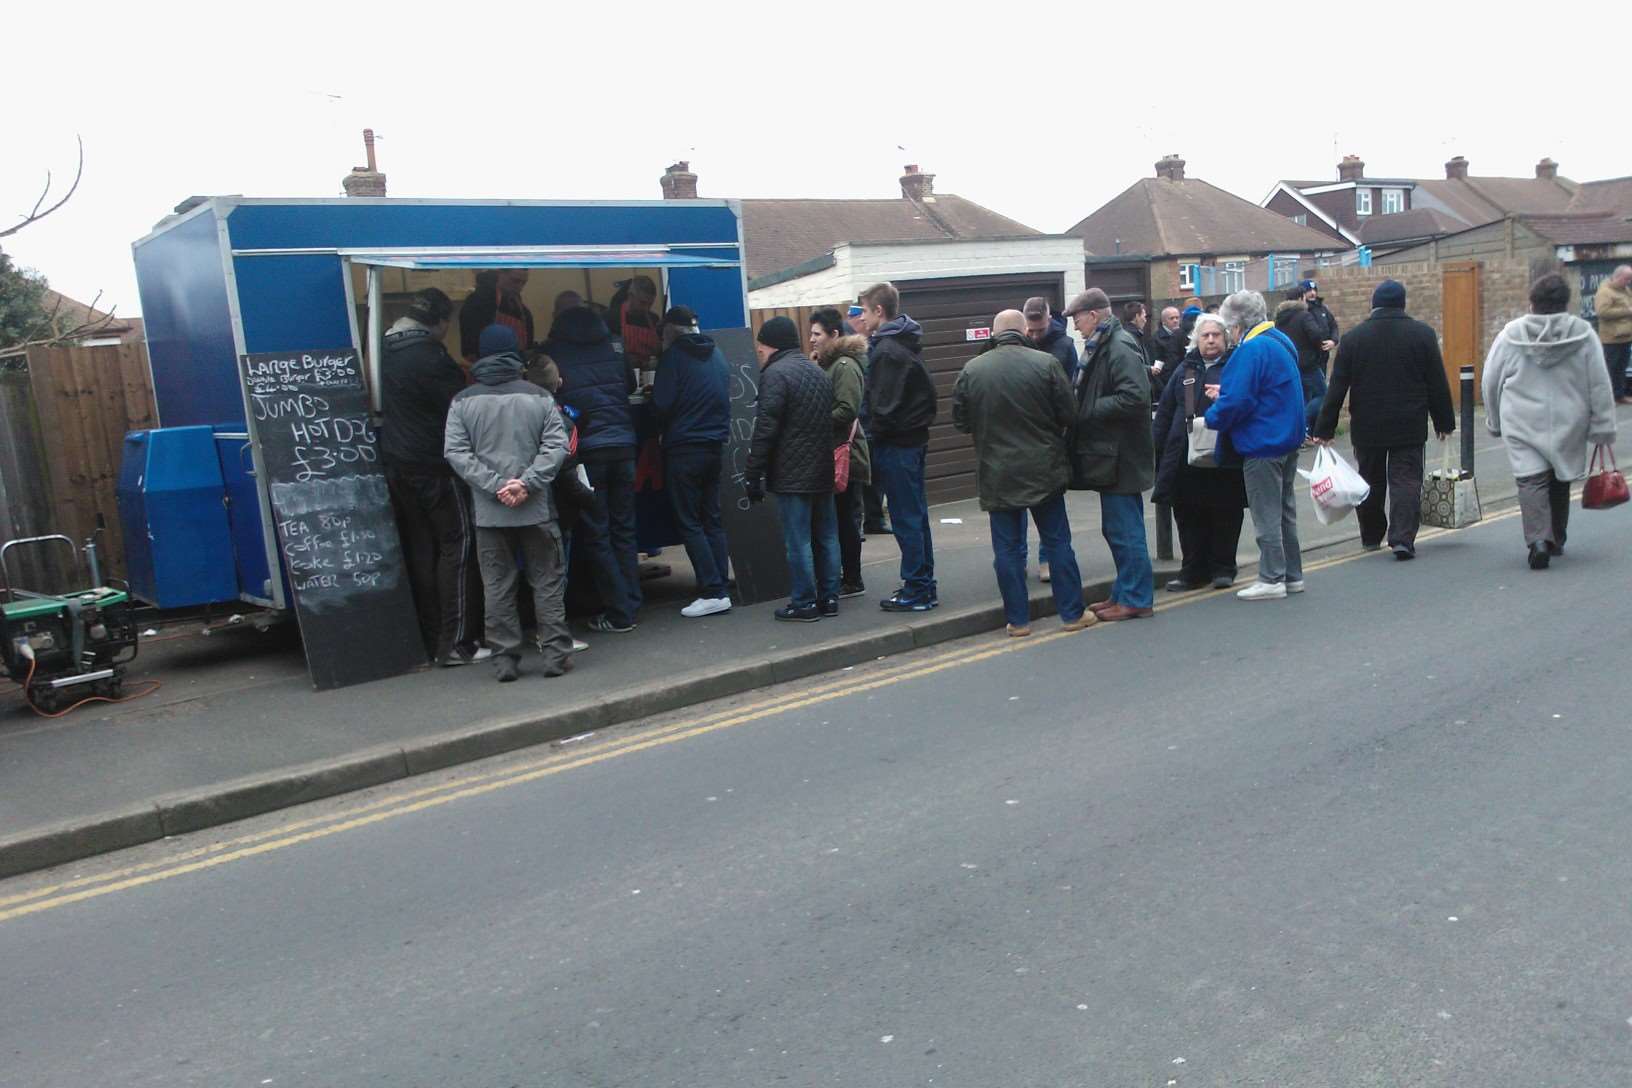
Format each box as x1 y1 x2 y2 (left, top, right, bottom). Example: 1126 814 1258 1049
2 487 1629 1085
0 423 1563 877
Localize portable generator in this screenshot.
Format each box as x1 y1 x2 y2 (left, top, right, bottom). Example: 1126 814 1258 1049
0 534 139 713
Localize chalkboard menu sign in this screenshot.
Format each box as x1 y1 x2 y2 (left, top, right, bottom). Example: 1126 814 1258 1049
240 348 427 690
710 327 790 606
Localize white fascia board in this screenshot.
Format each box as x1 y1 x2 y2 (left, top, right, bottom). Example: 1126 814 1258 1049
1262 183 1361 246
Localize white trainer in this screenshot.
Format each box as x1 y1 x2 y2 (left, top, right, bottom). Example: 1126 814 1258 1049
1285 580 1306 594
1236 580 1287 601
681 597 733 618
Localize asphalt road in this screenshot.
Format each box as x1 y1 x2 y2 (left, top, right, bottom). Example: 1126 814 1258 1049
3 500 1630 1087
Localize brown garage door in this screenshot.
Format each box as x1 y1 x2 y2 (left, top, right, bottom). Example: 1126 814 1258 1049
896 273 1067 504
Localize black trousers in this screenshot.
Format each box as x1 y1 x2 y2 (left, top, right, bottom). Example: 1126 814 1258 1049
1516 469 1571 549
1354 443 1425 548
1604 340 1630 400
831 485 864 586
1172 503 1244 583
387 468 484 659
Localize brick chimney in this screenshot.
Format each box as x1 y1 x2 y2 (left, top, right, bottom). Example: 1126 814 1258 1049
900 164 935 201
1338 155 1365 182
341 129 387 197
1536 157 1559 180
1154 155 1186 181
660 161 699 200
1445 155 1470 181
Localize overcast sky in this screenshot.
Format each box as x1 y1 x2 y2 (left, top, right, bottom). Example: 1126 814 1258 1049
7 1 1627 318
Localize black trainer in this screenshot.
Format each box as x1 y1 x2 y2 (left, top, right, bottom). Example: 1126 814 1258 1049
820 596 839 617
839 581 867 599
775 603 821 622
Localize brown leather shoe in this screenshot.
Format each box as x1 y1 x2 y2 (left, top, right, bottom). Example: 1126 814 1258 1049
1098 604 1154 622
1087 599 1116 614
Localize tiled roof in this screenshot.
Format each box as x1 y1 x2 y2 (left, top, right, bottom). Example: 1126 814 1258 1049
740 195 1040 280
1569 176 1632 215
1068 176 1346 257
1357 207 1470 245
1520 214 1632 246
39 289 135 337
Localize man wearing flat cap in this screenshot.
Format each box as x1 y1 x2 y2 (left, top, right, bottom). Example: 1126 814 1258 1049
1062 287 1155 622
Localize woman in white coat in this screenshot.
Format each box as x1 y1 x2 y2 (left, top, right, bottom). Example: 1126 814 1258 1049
1483 273 1618 569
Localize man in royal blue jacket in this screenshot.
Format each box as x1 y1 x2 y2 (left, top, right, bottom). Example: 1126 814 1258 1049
1204 290 1307 601
652 306 733 619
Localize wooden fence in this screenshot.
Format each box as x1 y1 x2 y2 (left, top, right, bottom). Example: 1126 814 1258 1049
748 304 849 343
0 343 156 590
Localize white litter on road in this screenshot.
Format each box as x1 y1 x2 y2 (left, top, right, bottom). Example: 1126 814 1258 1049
142 628 159 637
558 733 595 745
1076 1004 1088 1010
1447 916 1458 922
880 1035 894 1044
939 518 963 524
1005 799 1018 805
706 796 718 802
960 863 978 870
1172 1057 1186 1065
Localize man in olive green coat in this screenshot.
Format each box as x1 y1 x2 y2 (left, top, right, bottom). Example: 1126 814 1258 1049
1064 287 1155 621
953 310 1090 636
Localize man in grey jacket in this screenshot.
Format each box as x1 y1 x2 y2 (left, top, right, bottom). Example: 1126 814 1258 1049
444 325 572 682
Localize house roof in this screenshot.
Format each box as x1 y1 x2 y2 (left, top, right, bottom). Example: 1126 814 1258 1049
1520 214 1632 246
38 290 135 338
1356 207 1470 246
739 195 1040 280
1067 176 1345 258
1569 176 1632 215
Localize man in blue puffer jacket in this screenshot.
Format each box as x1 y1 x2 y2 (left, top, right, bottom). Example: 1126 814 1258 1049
545 305 640 633
1204 290 1307 601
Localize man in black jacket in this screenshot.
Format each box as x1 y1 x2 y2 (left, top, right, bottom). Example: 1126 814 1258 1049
859 282 939 611
379 288 488 666
1295 280 1339 434
459 269 534 364
1023 296 1078 382
1312 279 1454 559
744 317 840 622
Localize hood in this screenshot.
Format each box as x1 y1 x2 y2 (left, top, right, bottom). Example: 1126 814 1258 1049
547 306 612 347
1035 314 1070 348
1501 312 1595 365
669 332 717 361
871 314 923 350
815 333 868 367
384 316 435 348
471 351 526 385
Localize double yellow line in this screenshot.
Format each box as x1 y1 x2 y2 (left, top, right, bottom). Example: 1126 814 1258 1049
0 501 1528 924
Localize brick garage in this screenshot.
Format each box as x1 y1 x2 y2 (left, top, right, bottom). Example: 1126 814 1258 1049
1294 257 1535 372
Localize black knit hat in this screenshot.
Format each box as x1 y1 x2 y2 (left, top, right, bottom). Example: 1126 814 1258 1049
757 316 800 351
1371 279 1407 309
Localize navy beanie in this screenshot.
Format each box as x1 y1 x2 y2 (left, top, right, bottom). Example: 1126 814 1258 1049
1372 279 1407 310
757 316 800 351
478 323 519 357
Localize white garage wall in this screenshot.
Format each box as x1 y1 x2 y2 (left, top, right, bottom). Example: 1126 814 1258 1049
750 238 1088 311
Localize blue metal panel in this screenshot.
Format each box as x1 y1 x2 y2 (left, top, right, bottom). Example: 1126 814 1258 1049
666 266 747 329
132 207 244 427
232 253 354 355
213 428 275 601
223 201 741 253
116 427 239 608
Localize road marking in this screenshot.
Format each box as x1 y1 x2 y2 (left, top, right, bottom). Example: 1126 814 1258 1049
0 496 1542 924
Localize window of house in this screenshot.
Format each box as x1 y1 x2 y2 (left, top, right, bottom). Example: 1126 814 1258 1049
1178 263 1196 292
1382 188 1405 214
1356 188 1372 216
1221 261 1246 294
1293 213 1308 226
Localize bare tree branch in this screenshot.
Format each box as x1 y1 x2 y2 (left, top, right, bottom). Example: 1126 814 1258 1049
1 136 84 240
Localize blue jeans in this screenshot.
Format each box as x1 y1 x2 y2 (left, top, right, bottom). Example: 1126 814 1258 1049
989 493 1085 627
578 456 640 624
775 493 841 608
665 445 730 599
1100 492 1154 609
1302 367 1328 435
872 443 936 602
